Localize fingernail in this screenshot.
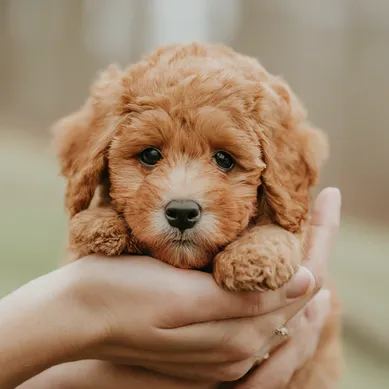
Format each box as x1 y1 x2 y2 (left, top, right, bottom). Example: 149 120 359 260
286 266 315 299
319 187 341 204
326 187 341 203
326 187 341 211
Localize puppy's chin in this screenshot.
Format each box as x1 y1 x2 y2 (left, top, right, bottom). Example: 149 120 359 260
150 242 215 269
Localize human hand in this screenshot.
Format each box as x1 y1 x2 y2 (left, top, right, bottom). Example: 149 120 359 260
1 188 339 389
17 290 330 389
12 257 315 389
16 188 340 389
68 253 314 382
223 289 333 389
0 245 314 388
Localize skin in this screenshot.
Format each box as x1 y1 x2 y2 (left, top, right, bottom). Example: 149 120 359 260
17 291 331 389
0 188 340 389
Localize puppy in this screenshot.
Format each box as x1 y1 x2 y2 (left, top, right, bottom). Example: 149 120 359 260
53 42 341 387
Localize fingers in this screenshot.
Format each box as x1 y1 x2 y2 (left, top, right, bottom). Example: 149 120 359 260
144 274 314 363
265 288 331 357
82 255 314 329
143 358 257 383
234 289 332 389
141 290 331 383
304 188 341 290
167 265 315 327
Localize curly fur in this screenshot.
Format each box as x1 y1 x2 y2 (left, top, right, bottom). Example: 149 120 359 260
53 42 341 388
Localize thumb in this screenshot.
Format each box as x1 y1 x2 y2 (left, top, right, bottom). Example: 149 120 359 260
304 187 341 290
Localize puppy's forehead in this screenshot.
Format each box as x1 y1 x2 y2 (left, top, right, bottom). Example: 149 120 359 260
122 54 265 113
118 56 265 167
120 105 262 170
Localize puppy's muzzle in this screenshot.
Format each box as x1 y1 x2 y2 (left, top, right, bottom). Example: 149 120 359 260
165 200 202 232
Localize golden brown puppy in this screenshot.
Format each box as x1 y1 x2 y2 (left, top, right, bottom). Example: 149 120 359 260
53 42 341 387
54 42 327 291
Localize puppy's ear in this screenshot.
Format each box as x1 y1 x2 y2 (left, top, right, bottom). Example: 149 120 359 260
52 65 124 217
256 76 329 233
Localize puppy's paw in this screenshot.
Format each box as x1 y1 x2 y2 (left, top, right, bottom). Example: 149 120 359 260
213 227 301 292
69 207 128 257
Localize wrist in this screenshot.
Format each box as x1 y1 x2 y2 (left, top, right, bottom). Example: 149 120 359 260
0 265 101 388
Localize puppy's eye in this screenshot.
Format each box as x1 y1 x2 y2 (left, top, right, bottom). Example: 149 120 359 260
139 148 163 167
213 151 235 171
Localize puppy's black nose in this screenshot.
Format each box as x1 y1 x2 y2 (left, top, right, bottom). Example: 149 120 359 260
165 200 201 232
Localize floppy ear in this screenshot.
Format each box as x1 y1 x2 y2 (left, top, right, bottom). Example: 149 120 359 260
52 65 124 217
257 76 329 233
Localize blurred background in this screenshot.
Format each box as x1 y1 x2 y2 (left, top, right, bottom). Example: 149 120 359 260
0 1 388 387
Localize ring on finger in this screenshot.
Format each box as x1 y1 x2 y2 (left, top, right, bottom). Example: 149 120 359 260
253 326 289 364
275 326 289 337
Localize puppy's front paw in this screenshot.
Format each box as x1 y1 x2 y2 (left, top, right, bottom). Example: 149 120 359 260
213 228 301 292
69 208 128 257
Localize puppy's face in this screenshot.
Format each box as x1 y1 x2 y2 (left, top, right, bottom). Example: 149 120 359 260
109 107 265 268
54 44 327 270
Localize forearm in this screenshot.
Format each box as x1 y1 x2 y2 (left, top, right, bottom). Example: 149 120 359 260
0 267 99 389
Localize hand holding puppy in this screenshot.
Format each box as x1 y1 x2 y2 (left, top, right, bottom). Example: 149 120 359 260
10 188 340 389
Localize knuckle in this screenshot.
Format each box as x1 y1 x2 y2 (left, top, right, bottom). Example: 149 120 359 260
234 342 259 360
215 360 253 382
246 293 265 316
219 328 259 361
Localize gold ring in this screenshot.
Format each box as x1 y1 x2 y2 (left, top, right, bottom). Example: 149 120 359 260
275 327 289 337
